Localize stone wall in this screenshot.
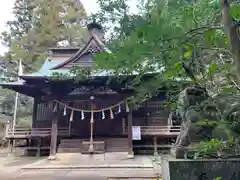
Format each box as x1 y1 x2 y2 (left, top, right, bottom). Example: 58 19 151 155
162 156 240 180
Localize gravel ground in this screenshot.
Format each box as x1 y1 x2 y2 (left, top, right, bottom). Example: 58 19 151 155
0 149 161 180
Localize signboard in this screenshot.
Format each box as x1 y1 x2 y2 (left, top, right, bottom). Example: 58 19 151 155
132 126 141 140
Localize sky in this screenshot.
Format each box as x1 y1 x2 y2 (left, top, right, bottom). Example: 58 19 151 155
0 0 138 55
0 0 14 54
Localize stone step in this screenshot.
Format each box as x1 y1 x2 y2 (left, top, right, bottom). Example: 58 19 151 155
58 148 82 153
60 139 82 143
106 143 128 145
59 146 81 149
59 143 82 146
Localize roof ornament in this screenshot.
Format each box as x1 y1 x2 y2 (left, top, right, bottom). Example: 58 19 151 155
87 22 105 43
87 22 103 31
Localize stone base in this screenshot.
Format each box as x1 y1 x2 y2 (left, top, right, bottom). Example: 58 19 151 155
162 156 240 180
127 153 134 159
48 155 57 160
170 147 186 159
7 153 15 158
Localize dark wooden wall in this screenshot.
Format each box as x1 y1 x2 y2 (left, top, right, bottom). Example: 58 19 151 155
33 95 170 137
132 97 169 126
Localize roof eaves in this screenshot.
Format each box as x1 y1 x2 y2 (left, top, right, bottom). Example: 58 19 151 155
20 75 48 80
48 47 80 50
0 80 26 87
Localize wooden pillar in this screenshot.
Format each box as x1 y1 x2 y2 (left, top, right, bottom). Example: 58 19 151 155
32 98 38 129
127 109 134 158
48 103 58 160
122 118 126 134
8 139 14 156
144 102 148 126
4 122 9 140
36 137 41 157
7 121 14 156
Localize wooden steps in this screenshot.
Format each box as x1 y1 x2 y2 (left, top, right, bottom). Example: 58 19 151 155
58 138 129 153
105 138 128 152
58 139 82 153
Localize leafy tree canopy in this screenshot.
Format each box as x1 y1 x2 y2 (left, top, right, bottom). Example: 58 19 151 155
0 0 88 123
1 0 88 71
88 0 240 151
91 0 227 100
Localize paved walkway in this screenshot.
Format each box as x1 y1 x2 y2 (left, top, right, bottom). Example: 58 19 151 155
0 151 162 179
0 169 160 180
22 153 155 169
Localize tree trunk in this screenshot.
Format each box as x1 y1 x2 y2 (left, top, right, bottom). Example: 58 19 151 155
221 0 240 78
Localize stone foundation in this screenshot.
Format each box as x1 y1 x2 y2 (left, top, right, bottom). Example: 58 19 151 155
162 155 240 180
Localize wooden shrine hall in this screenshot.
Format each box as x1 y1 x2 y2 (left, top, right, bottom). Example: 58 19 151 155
0 23 181 159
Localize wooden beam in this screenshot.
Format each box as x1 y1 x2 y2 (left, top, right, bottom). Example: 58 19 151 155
48 103 59 160
127 109 134 158
32 98 38 128
41 94 128 102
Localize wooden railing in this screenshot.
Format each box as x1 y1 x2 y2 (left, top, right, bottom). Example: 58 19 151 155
123 125 181 136
6 127 69 138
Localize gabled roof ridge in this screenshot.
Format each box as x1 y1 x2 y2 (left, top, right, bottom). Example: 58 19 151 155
50 36 93 70
51 34 111 70
92 34 111 53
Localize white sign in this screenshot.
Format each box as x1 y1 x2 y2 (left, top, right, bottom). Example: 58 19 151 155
132 126 141 140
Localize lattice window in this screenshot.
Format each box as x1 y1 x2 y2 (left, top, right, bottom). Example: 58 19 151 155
86 46 100 53
36 102 54 121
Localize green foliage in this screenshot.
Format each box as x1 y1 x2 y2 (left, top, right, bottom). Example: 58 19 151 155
91 0 224 100
230 3 240 18
88 0 240 159
194 137 239 158
0 0 88 126
50 66 93 82
213 177 222 180
1 0 87 71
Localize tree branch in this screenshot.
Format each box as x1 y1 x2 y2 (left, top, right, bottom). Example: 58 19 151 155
221 0 240 79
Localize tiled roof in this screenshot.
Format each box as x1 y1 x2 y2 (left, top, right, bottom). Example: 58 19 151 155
20 58 114 78
21 59 165 78
22 59 68 77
